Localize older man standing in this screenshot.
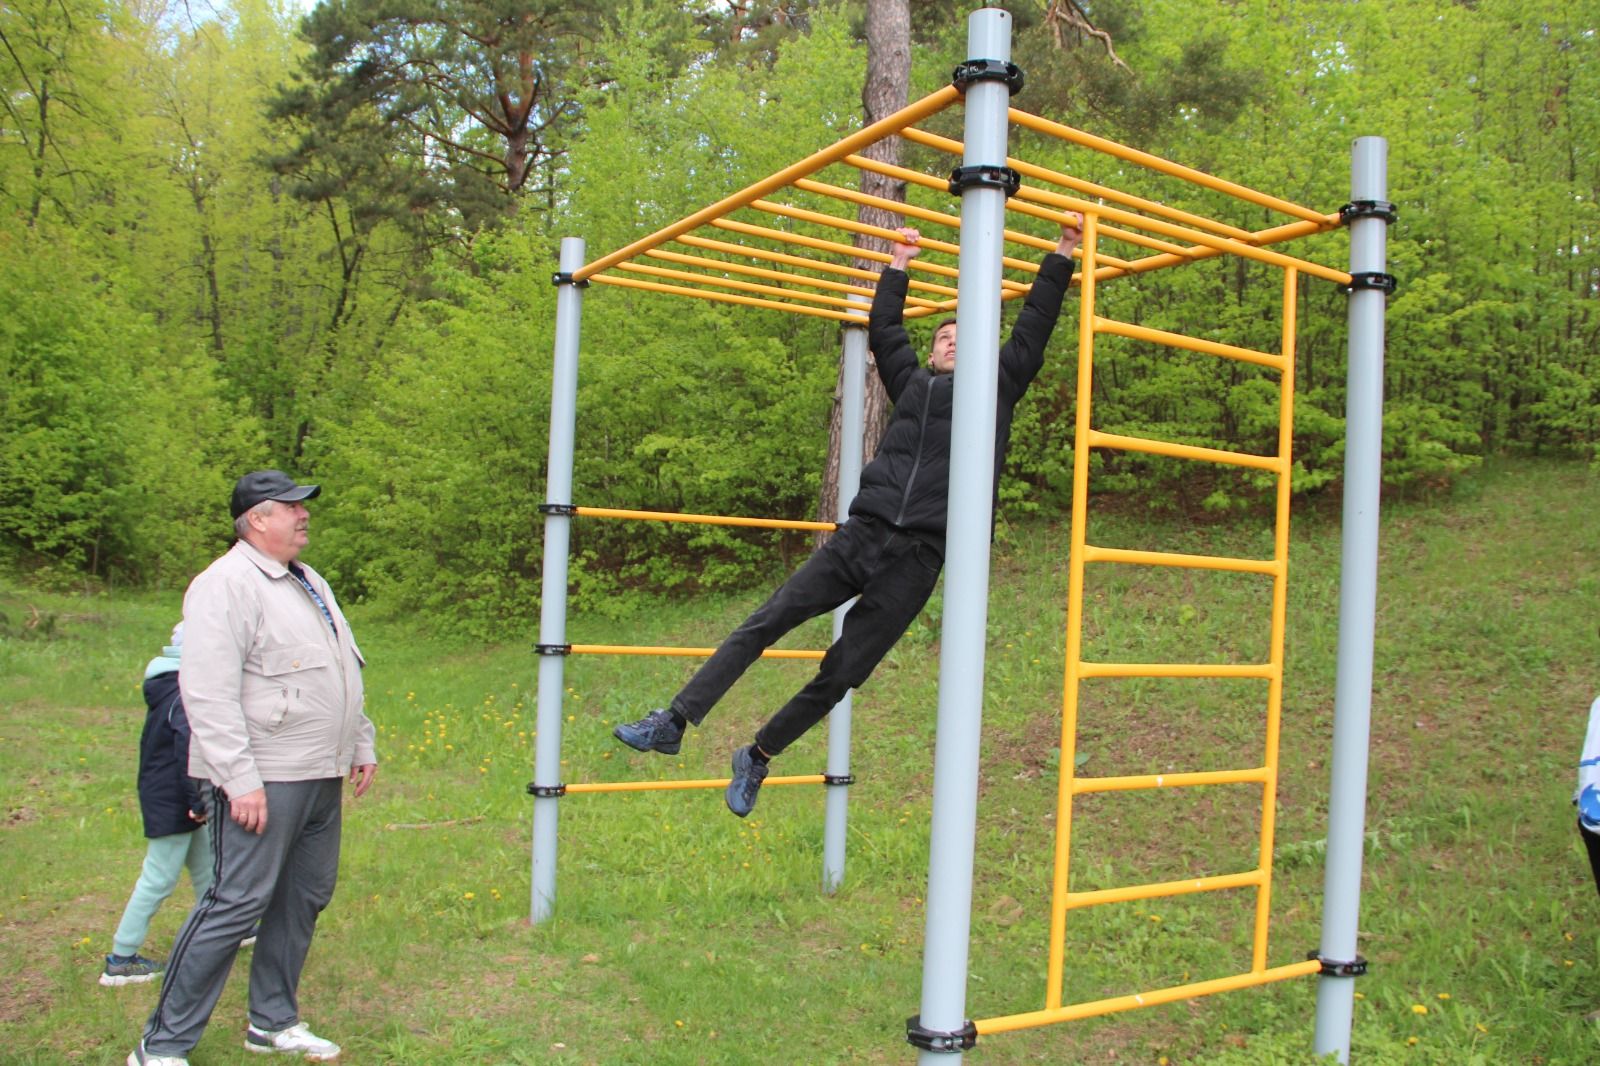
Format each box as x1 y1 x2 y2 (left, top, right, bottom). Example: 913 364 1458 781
130 471 377 1066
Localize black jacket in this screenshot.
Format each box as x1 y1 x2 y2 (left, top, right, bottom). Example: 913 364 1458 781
137 671 205 839
851 252 1075 540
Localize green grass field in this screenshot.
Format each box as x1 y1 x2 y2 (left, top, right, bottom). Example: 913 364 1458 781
2 458 1598 1065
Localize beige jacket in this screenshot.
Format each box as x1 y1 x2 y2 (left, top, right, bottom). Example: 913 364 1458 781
180 538 377 797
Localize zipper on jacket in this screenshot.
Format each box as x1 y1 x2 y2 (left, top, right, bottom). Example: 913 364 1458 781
894 373 937 527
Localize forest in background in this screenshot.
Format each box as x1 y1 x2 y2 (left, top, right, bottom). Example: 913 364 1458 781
2 0 1596 635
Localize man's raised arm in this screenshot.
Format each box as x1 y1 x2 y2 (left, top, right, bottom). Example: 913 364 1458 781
999 214 1083 400
868 227 927 401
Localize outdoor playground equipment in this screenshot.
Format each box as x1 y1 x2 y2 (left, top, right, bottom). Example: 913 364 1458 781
528 9 1391 1063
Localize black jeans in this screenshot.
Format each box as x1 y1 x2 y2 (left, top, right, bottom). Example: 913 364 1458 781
672 516 943 755
1581 819 1600 899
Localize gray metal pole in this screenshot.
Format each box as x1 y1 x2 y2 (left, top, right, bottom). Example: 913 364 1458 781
913 9 1012 1062
531 237 586 924
823 312 868 893
1313 138 1389 1062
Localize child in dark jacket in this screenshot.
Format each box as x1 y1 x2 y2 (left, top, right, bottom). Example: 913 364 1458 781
101 623 214 986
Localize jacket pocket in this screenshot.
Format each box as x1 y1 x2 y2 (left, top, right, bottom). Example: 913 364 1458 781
256 643 332 732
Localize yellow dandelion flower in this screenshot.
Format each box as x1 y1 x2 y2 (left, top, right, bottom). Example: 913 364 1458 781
1436 992 1450 1000
1353 992 1365 1000
1565 959 1575 967
445 744 454 751
1475 1023 1488 1034
1411 1004 1428 1015
1406 1036 1418 1046
674 1020 685 1029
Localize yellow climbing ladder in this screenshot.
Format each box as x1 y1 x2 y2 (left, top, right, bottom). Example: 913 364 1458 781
975 213 1319 1036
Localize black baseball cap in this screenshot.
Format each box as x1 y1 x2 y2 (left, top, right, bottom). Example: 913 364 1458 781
230 470 321 519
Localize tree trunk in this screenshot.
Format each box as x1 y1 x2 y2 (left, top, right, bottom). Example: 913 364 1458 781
815 0 909 538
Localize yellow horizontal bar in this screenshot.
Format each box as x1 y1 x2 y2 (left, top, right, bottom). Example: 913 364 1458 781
974 960 1321 1035
712 218 950 279
894 129 1257 241
575 86 960 281
573 505 835 532
1008 108 1328 223
748 199 1046 278
1095 217 1349 285
841 143 1339 287
565 774 825 794
570 644 825 661
1072 766 1271 794
1077 661 1275 679
645 248 928 308
843 153 1136 268
1008 183 1347 285
588 274 866 324
1083 544 1280 576
1087 430 1284 473
793 177 1064 258
1066 868 1266 909
676 234 961 299
617 262 866 312
710 218 1032 293
1095 316 1284 371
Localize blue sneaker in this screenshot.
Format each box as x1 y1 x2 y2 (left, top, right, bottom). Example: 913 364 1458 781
613 708 684 755
725 745 769 818
101 953 164 987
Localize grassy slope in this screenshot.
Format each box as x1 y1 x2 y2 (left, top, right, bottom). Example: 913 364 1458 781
1 457 1596 1065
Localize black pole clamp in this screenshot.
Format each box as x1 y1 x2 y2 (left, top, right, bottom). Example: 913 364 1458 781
1341 272 1397 296
952 59 1024 97
1339 200 1397 225
949 165 1022 198
539 503 577 516
551 272 590 288
534 643 571 656
527 782 567 798
906 1015 978 1053
1308 950 1368 978
823 773 856 787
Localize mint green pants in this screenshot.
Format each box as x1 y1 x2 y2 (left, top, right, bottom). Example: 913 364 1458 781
111 830 213 957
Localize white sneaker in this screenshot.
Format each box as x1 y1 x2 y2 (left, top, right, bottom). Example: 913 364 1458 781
127 1042 189 1066
244 1022 341 1060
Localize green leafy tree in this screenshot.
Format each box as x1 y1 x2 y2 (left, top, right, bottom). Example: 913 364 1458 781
273 0 616 232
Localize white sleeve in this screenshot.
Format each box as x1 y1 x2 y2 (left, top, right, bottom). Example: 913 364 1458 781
1576 697 1600 828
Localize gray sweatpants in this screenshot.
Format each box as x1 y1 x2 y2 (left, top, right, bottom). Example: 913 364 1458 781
142 778 343 1056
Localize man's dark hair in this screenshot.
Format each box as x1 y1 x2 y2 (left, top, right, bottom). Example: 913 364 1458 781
933 317 957 336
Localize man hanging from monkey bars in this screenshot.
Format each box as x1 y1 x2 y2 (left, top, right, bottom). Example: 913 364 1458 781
614 214 1084 817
